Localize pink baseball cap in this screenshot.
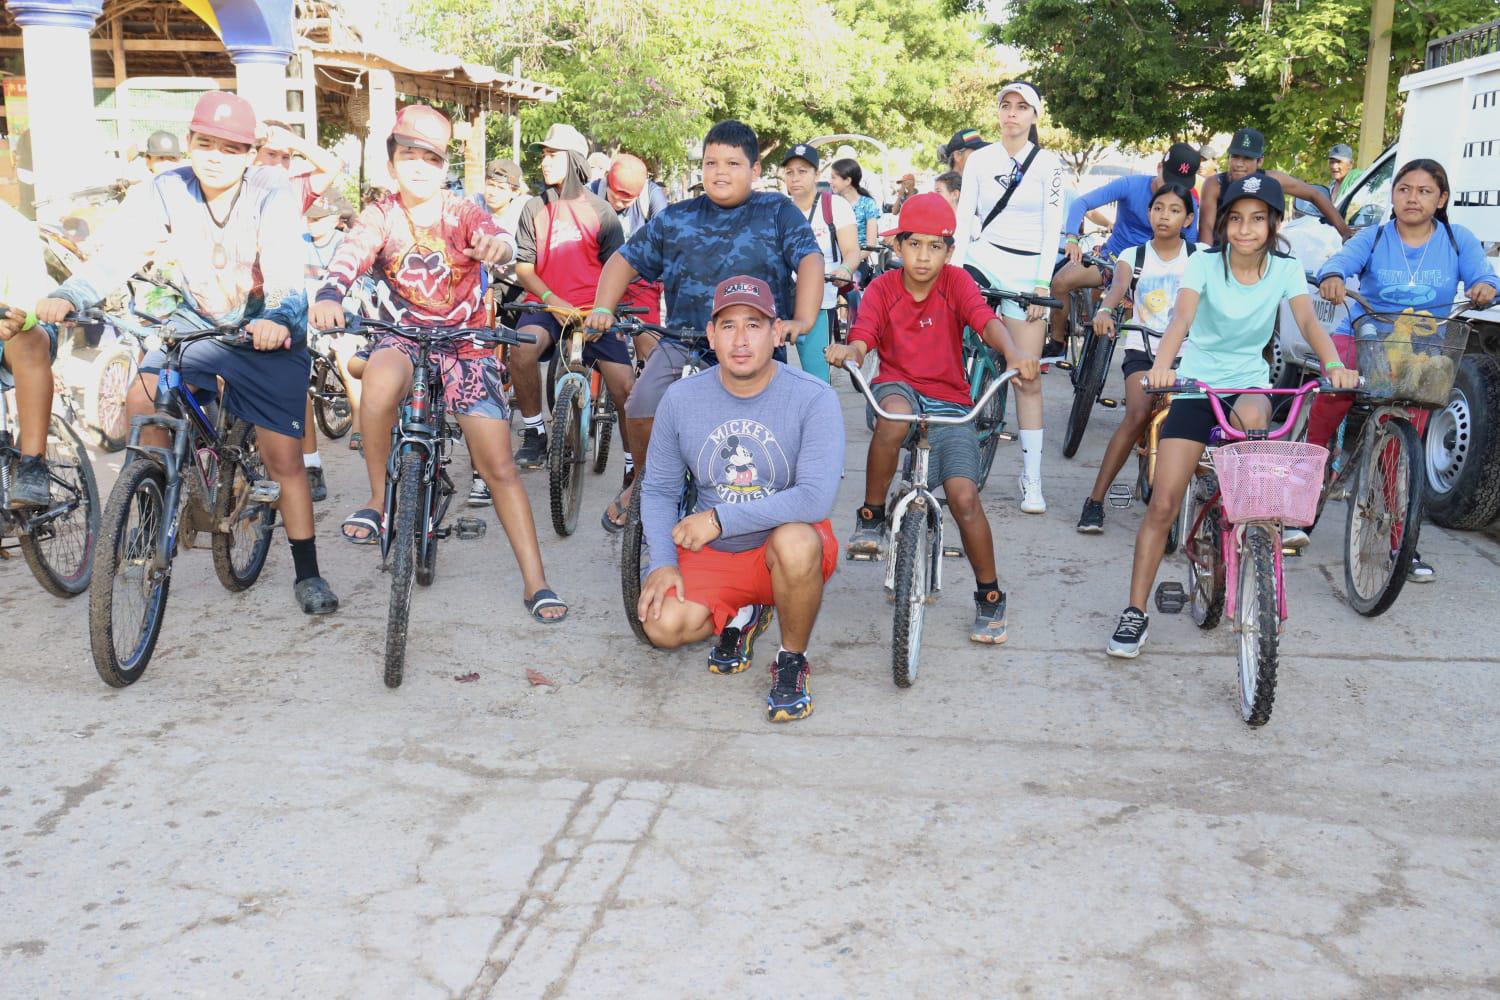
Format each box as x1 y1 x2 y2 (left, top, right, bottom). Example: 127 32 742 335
711 275 778 320
189 92 258 146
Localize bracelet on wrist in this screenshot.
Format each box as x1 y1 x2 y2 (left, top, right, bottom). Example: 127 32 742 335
540 290 553 303
589 306 614 316
1324 360 1346 371
21 311 38 332
1066 235 1080 244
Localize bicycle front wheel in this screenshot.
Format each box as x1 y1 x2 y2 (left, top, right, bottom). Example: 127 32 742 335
548 381 585 536
1344 417 1423 617
890 503 934 688
592 385 614 474
1063 332 1109 458
312 358 353 439
20 413 99 597
620 483 649 645
1236 525 1280 727
89 461 171 687
1181 476 1224 629
384 450 422 689
973 366 1007 492
211 419 276 592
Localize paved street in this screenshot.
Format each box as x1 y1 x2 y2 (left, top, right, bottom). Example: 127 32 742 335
4 363 1499 999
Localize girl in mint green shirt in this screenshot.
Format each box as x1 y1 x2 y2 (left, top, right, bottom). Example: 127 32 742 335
1105 176 1360 660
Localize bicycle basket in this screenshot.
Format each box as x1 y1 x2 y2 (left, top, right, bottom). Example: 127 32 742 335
1211 440 1329 527
1351 310 1470 408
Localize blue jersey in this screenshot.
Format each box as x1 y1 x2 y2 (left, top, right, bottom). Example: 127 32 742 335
1066 174 1200 258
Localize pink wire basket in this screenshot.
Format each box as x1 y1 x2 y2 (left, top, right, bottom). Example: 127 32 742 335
1211 440 1329 527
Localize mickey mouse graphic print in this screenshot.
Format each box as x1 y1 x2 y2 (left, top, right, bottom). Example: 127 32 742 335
698 419 793 503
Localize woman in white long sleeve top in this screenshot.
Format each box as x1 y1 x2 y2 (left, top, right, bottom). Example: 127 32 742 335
952 81 1065 513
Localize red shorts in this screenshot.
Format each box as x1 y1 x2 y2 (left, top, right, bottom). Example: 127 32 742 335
675 520 839 631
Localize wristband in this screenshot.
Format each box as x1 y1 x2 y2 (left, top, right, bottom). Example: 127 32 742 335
589 306 614 316
22 310 38 332
1324 360 1346 371
540 290 553 303
1066 235 1080 245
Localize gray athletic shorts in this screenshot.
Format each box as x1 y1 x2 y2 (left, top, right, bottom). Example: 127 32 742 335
866 381 981 488
623 339 693 420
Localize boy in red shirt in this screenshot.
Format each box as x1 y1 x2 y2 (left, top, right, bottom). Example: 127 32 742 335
825 193 1039 644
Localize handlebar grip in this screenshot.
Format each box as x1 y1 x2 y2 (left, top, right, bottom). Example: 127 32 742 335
512 331 537 344
614 305 647 316
1030 296 1063 310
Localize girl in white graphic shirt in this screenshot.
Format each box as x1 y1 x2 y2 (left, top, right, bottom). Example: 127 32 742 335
953 81 1066 513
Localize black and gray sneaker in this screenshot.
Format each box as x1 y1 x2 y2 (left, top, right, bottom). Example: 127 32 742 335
1107 607 1149 659
306 465 328 503
515 427 547 468
7 455 51 509
767 650 812 723
1407 552 1435 583
1077 498 1105 534
468 478 491 506
845 505 883 558
1041 338 1067 360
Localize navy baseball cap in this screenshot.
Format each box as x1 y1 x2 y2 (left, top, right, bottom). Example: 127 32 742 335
1229 128 1266 159
781 143 819 169
1221 173 1285 216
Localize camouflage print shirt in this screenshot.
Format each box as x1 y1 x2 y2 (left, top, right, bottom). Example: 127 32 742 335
620 191 821 336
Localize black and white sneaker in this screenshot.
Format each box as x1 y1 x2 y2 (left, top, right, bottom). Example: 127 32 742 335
1077 498 1105 534
1407 552 1435 583
1041 338 1067 361
1107 607 1149 658
468 478 491 506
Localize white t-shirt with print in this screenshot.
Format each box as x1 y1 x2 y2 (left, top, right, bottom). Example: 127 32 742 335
800 193 856 309
1122 240 1199 353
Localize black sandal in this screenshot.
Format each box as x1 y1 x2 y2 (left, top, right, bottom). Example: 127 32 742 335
524 588 569 623
600 487 630 534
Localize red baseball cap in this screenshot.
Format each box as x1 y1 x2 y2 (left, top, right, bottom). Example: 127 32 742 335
711 275 778 320
189 92 257 147
391 105 452 158
880 191 956 238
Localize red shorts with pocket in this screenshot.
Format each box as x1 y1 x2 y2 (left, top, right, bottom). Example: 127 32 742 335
675 520 839 631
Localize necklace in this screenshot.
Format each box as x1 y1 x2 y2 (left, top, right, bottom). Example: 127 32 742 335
202 181 245 269
1397 221 1436 287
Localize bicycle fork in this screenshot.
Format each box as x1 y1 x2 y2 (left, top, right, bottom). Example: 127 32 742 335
1222 524 1288 628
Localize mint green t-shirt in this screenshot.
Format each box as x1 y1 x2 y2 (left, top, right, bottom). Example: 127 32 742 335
1178 248 1306 389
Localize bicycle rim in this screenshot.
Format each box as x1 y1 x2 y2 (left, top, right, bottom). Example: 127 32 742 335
548 382 584 535
1237 526 1280 726
1344 418 1423 617
1183 478 1224 629
212 421 275 591
20 414 99 596
891 508 931 688
384 451 422 688
95 352 134 450
314 361 353 438
89 462 170 686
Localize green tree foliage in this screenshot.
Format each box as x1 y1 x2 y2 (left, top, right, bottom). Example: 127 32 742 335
1231 0 1500 173
404 0 1005 171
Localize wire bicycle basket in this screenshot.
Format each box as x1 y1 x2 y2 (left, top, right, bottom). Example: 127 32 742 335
1351 309 1470 408
1211 440 1329 527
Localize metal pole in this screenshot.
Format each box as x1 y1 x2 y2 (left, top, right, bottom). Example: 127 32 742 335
511 57 522 163
1357 0 1395 166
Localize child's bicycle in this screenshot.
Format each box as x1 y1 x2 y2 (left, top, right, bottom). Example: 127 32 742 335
841 358 1020 688
968 286 1060 490
1149 377 1353 726
1319 294 1470 616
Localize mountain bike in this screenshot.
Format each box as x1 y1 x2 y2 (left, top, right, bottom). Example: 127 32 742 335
615 319 712 645
842 358 1019 688
1100 323 1180 553
970 286 1060 489
0 309 99 597
1320 296 1470 616
1060 250 1118 458
88 297 280 687
1150 378 1350 726
323 317 533 688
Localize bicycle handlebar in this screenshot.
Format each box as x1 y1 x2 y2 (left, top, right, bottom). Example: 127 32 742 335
320 317 535 346
980 287 1062 310
609 316 707 344
841 359 1017 427
1142 377 1359 442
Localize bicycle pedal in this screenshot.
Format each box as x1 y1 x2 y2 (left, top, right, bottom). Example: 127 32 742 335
248 480 281 504
1154 581 1187 614
996 431 1016 442
1054 361 1074 371
942 544 964 558
1107 484 1133 510
454 516 486 540
1099 398 1119 409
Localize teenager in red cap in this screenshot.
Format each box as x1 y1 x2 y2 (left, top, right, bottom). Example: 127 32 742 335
38 91 340 614
310 105 570 624
825 193 1040 644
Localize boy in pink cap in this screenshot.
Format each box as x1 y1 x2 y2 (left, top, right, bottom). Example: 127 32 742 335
826 192 1040 645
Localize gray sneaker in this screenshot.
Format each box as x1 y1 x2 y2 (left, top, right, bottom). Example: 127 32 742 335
1107 607 1149 658
8 455 51 509
306 465 328 503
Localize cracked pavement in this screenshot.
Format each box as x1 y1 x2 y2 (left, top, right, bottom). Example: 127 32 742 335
3 364 1499 998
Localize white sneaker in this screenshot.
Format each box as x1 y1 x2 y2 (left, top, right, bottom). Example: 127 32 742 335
1282 527 1309 550
1019 474 1046 514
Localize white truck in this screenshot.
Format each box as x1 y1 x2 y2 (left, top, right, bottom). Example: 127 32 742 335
1277 20 1500 529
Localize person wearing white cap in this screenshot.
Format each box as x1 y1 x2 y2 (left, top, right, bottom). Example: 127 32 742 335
951 81 1066 514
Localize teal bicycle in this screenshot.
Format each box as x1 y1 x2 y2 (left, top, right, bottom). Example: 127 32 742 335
966 286 1061 489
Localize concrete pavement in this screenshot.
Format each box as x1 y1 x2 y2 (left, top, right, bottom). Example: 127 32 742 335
3 361 1499 998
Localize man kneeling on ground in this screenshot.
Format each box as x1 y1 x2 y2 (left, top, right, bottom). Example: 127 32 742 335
636 276 843 723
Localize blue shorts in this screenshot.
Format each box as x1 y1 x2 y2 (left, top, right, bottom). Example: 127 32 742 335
141 339 311 439
519 310 632 368
0 323 58 391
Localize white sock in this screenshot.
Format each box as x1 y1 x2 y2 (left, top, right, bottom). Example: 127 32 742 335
778 646 806 658
522 412 545 431
623 455 635 473
303 452 322 469
726 605 754 630
1019 429 1043 483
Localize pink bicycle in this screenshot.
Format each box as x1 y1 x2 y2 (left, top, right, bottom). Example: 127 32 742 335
1149 379 1349 727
